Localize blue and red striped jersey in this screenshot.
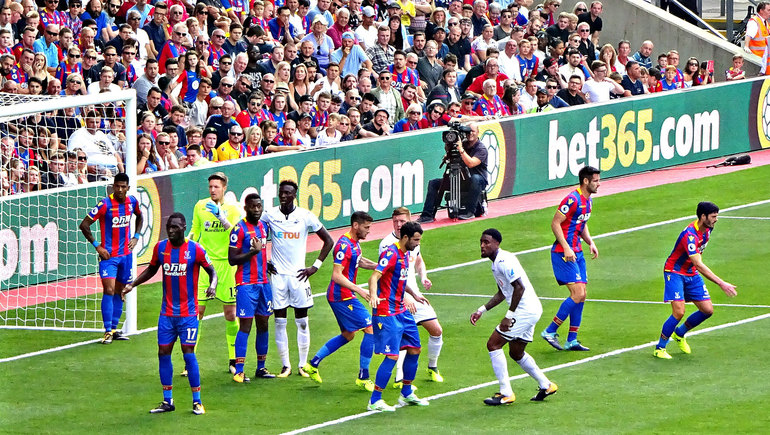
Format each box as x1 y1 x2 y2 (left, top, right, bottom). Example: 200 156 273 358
474 95 510 117
326 232 362 302
229 219 270 285
664 220 711 276
551 188 592 254
373 243 409 316
387 65 420 92
176 70 200 104
310 106 329 128
152 239 211 317
158 41 186 74
87 194 141 257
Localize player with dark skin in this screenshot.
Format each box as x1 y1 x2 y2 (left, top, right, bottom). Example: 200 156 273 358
79 177 144 311
270 182 334 327
228 195 270 344
122 215 217 358
471 233 528 361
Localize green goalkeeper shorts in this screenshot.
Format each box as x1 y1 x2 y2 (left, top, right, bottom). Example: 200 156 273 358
198 259 237 304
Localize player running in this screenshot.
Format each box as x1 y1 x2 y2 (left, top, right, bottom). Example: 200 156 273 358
653 202 737 359
122 213 217 415
541 166 600 352
80 173 143 344
379 207 445 386
302 211 378 391
261 180 334 378
472 229 558 405
189 172 242 375
367 222 431 412
228 193 276 382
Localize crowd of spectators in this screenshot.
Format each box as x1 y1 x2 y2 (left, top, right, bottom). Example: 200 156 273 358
0 0 752 196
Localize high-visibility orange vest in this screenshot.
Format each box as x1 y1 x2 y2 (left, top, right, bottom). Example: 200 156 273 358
748 15 769 57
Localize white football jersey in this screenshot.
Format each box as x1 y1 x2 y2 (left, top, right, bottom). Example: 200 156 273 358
261 206 323 275
492 249 542 316
380 231 420 286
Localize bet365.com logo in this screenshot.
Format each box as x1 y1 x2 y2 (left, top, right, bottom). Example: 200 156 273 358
478 123 507 200
751 78 770 149
136 179 162 263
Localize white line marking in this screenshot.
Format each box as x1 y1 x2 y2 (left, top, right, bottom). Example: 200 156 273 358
719 216 770 220
0 312 225 364
422 292 770 309
4 198 769 363
281 312 770 435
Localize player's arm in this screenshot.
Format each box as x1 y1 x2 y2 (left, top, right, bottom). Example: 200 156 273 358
404 283 429 305
689 253 737 297
368 269 383 307
358 256 378 270
297 226 334 281
202 263 218 298
228 230 262 266
551 209 575 261
205 201 233 230
129 203 144 251
331 263 369 299
79 215 110 260
499 278 525 332
580 224 598 259
470 287 505 325
188 203 202 241
121 262 160 298
414 254 432 290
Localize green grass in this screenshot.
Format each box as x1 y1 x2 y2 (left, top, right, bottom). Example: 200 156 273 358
2 165 770 433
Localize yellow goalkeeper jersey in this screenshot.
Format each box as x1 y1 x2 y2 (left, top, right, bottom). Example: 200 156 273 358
188 198 241 261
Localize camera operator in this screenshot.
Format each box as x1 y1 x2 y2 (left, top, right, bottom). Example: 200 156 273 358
416 123 488 223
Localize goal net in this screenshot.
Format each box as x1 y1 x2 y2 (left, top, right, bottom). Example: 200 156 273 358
0 90 138 333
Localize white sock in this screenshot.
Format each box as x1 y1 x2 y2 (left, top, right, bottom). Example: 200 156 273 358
427 334 443 368
296 317 310 367
489 349 513 397
275 317 290 368
515 352 551 389
395 349 406 381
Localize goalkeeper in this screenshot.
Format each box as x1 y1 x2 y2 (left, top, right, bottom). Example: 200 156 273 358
188 172 242 375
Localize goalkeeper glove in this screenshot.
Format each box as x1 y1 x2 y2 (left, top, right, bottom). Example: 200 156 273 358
205 202 229 225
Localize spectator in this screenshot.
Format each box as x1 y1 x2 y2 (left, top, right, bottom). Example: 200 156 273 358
301 16 335 69
725 54 746 81
241 126 264 157
132 58 159 104
137 133 161 174
577 1 602 45
557 74 587 105
331 31 372 78
315 112 343 146
361 107 391 136
23 164 42 192
474 78 510 116
354 6 378 50
621 60 646 96
632 40 654 70
185 144 211 167
516 38 538 79
368 25 397 74
217 125 246 160
200 127 220 161
154 132 180 170
559 48 589 83
582 60 624 102
371 69 405 126
447 24 471 71
466 57 508 97
545 12 571 45
575 22 595 63
427 68 461 105
40 152 66 189
501 85 523 114
393 103 423 132
270 119 305 151
536 57 566 88
526 86 554 113
615 40 632 74
417 40 443 91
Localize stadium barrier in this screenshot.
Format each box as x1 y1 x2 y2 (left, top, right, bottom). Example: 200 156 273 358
3 77 768 289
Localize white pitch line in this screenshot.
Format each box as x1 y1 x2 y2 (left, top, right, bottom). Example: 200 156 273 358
281 312 770 435
719 216 770 220
4 198 770 364
422 292 770 309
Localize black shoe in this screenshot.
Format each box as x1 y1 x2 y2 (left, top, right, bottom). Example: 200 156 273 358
416 215 434 224
255 368 276 378
457 212 475 220
149 399 175 414
229 359 237 375
112 331 130 341
531 383 558 401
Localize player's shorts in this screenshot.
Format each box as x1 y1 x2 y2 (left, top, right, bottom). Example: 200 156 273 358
235 283 273 318
198 258 237 304
271 273 313 310
98 254 132 285
494 308 542 342
158 315 199 346
663 272 710 302
551 250 587 285
329 299 372 332
405 278 438 324
373 311 421 356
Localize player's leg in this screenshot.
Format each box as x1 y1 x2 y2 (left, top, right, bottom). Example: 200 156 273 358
110 255 132 340
542 252 583 350
272 274 292 376
421 318 444 382
234 284 253 381
563 281 590 351
223 303 238 374
484 330 515 405
179 315 203 414
295 306 311 376
357 325 375 390
509 341 555 400
253 283 275 378
304 328 354 383
655 273 687 358
673 297 713 354
368 316 399 411
398 314 428 406
151 317 176 413
393 350 407 388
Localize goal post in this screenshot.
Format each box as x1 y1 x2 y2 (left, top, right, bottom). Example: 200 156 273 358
0 89 139 334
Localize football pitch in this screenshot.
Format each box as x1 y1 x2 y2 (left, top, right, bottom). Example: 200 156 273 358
2 165 770 433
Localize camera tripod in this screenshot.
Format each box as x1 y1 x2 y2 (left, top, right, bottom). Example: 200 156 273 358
440 152 470 219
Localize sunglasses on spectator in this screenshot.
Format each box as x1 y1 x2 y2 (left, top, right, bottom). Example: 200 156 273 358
379 76 391 80
175 32 188 37
547 85 558 89
110 3 120 8
213 34 226 38
340 122 350 126
220 61 232 65
86 55 97 60
105 52 117 56
230 131 243 136
433 109 444 115
463 101 473 105
47 31 58 36
70 3 82 6
47 0 59 3
576 7 587 12
158 141 170 145
221 83 233 87
262 79 275 83
124 51 136 56
212 106 223 109
198 10 209 15
69 53 81 58
579 29 590 32
350 96 361 101
129 16 140 21
77 156 87 161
